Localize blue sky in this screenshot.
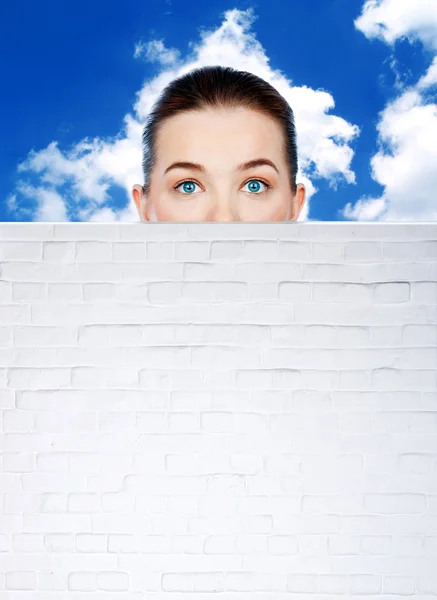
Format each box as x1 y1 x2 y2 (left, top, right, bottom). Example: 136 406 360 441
1 0 437 222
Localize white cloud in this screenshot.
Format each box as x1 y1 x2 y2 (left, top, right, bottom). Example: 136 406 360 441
342 196 388 221
417 55 437 90
10 183 69 222
134 39 180 65
354 0 437 50
9 7 360 222
341 0 437 221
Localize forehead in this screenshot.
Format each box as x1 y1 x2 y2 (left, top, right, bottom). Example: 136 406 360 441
154 107 285 164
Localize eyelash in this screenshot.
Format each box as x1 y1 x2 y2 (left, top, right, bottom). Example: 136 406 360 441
173 178 272 195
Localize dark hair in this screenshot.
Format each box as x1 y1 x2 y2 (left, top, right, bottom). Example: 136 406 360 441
141 65 298 196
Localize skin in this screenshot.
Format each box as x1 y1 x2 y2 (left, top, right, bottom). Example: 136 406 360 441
132 106 305 222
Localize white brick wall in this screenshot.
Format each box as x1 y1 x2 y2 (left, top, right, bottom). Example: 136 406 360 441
0 222 436 599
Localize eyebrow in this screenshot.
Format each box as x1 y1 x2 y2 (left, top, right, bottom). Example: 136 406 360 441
163 158 279 175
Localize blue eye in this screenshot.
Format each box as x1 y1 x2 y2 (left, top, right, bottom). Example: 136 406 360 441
175 180 201 194
174 178 271 196
242 179 270 194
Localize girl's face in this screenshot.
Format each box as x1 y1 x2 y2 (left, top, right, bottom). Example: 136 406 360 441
132 106 305 222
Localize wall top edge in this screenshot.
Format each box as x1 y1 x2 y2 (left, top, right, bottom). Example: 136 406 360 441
0 222 436 242
1 221 437 226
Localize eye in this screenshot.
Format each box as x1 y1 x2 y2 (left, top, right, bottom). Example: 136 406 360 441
174 180 202 195
241 179 271 194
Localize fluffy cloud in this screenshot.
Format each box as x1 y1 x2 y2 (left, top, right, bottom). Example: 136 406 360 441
342 0 437 221
354 0 437 50
9 8 360 222
134 39 180 65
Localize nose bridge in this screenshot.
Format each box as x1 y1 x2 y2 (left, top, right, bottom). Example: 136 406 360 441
207 177 238 221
